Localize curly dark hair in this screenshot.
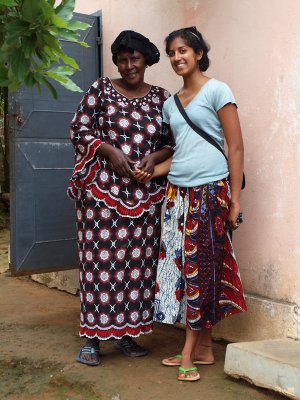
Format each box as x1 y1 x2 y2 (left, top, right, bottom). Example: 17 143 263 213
165 27 210 72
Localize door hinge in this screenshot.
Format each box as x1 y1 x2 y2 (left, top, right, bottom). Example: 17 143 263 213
96 36 102 46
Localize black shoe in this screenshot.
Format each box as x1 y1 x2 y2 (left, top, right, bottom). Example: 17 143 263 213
114 336 148 357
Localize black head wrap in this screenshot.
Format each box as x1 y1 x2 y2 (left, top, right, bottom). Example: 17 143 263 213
111 30 160 66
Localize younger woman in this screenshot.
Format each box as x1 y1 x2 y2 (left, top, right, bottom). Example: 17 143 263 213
136 27 247 381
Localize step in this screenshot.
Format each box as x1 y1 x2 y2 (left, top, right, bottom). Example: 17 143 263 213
224 339 300 399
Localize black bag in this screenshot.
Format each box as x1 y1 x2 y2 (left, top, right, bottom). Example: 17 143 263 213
174 93 246 190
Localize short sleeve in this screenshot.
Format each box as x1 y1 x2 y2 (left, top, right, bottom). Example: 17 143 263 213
162 101 170 124
213 82 237 112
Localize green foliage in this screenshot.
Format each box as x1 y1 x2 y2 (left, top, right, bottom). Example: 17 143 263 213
0 0 91 98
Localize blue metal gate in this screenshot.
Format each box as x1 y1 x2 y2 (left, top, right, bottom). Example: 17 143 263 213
9 13 102 275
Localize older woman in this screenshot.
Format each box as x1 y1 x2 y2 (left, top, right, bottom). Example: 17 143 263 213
68 31 173 366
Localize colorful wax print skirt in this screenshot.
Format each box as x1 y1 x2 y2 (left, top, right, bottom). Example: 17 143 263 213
154 179 247 330
76 193 161 340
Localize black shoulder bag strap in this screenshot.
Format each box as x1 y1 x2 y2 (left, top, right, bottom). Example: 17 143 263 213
174 93 245 189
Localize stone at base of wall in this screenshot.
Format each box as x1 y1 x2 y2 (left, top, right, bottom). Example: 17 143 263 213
224 339 300 399
213 294 299 342
31 270 78 295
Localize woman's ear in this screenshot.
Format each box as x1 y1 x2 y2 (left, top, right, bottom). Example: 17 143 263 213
197 50 203 61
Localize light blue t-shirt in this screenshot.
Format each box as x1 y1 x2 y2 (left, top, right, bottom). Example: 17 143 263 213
163 78 236 187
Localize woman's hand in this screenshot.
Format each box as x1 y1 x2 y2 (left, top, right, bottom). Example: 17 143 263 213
133 168 152 183
227 201 241 230
108 147 134 177
137 154 156 175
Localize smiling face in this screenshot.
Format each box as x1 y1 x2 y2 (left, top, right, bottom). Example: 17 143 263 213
167 36 202 77
116 50 147 87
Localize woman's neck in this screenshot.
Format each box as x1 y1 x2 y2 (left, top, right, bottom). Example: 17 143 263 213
181 70 208 93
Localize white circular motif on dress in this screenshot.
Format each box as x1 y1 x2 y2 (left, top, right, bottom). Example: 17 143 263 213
133 133 143 144
147 123 156 135
100 314 109 324
122 177 130 184
141 104 150 112
100 292 109 303
77 209 82 220
80 114 90 125
121 144 131 155
100 271 109 282
146 226 154 237
86 271 93 282
85 135 93 141
100 250 110 261
87 313 95 323
132 247 141 259
107 105 116 115
108 130 117 140
80 312 84 322
130 290 139 301
100 171 109 182
111 185 120 196
85 230 93 241
152 95 160 104
149 204 155 215
144 289 151 299
76 154 82 162
143 310 150 320
101 209 111 219
98 116 104 126
99 229 110 240
131 268 140 279
119 118 130 128
130 311 139 322
86 292 94 303
116 271 124 281
116 292 124 302
131 111 141 120
86 251 93 262
116 249 125 261
117 227 128 239
134 189 143 200
146 247 152 257
78 144 85 153
78 230 83 241
145 268 151 278
134 227 142 238
155 115 162 125
86 208 94 220
87 95 96 107
116 313 125 323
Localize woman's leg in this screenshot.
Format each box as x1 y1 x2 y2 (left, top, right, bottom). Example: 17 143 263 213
193 327 214 363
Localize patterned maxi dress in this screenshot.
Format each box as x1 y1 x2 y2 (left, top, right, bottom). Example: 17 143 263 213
68 77 172 340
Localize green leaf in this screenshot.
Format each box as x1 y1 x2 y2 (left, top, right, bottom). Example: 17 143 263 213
0 0 18 5
48 65 75 76
22 0 42 22
67 20 91 31
58 50 79 69
46 70 82 92
55 0 75 21
22 35 37 58
59 29 79 41
10 49 30 80
77 40 90 48
47 0 55 5
41 77 58 99
52 14 67 28
0 66 9 86
24 72 36 87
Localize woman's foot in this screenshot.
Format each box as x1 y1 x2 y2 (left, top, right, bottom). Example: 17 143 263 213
193 344 215 364
114 336 148 357
76 338 100 366
178 366 200 382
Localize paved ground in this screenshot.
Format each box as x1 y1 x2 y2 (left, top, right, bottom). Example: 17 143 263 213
0 227 287 400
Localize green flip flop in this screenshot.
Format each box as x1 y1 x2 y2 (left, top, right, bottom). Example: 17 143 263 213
178 366 200 382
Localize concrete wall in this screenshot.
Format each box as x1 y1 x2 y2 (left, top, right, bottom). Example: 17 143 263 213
33 0 300 342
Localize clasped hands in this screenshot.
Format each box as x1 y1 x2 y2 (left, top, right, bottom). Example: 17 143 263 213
109 148 154 183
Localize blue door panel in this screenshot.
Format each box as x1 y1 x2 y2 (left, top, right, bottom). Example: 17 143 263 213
10 12 102 275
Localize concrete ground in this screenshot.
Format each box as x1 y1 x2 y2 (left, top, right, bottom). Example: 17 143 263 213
0 227 288 400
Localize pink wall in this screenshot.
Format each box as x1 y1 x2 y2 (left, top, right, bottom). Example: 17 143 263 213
74 0 300 337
